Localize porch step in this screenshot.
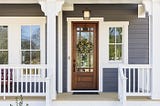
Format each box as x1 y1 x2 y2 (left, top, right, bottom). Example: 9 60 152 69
56 92 118 101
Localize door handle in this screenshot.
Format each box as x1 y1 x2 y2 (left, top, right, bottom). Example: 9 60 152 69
73 60 76 72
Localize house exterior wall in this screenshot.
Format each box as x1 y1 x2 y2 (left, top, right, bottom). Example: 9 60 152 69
62 4 149 92
0 4 44 16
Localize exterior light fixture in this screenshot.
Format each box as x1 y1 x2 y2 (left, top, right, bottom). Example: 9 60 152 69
83 9 91 20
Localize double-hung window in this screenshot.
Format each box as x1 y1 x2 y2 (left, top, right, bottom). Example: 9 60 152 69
107 22 129 63
21 25 40 64
0 26 8 64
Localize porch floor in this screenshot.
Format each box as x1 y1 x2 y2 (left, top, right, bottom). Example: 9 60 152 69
56 92 154 101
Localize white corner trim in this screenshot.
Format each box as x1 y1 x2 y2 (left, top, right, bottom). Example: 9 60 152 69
67 17 104 92
58 11 63 93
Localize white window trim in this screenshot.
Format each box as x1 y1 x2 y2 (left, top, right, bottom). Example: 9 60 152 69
0 17 46 65
105 21 129 67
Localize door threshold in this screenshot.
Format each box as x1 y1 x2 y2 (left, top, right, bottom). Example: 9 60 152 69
71 90 100 93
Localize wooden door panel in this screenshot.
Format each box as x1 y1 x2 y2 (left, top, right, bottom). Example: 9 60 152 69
72 22 98 90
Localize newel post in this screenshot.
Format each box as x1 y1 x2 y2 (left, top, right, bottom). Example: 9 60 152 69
38 0 64 104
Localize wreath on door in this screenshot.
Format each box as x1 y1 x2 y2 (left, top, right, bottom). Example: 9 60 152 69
77 39 93 54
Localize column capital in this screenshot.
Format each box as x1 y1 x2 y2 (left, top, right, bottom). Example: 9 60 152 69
142 0 152 16
38 0 64 16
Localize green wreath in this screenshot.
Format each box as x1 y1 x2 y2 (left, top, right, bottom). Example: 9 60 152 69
77 39 93 54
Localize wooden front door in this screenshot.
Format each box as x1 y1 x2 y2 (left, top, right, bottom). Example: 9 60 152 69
72 22 98 90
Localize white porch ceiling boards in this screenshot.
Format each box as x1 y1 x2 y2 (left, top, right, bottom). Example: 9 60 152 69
0 0 143 4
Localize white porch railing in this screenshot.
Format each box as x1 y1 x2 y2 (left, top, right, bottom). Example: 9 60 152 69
0 65 48 99
118 64 152 104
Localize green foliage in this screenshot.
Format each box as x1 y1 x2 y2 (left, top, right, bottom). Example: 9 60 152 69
10 95 29 106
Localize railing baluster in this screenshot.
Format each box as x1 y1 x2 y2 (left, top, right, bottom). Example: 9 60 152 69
39 68 41 93
25 68 28 93
43 68 45 93
142 68 144 93
138 68 140 93
34 68 36 93
124 68 127 92
4 68 6 93
128 68 131 93
0 68 1 93
8 68 10 93
21 68 23 93
30 68 32 93
13 68 15 93
146 68 149 93
16 69 19 93
133 68 135 93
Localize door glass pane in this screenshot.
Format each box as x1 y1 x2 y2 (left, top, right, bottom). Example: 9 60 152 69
76 27 94 72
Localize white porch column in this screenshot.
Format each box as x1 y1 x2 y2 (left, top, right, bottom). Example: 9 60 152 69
151 0 160 99
38 0 64 100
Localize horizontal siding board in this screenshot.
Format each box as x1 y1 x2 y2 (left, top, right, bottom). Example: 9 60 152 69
0 4 44 16
128 39 148 44
129 25 149 30
129 30 149 34
103 68 118 92
128 34 149 39
129 58 149 64
129 44 149 49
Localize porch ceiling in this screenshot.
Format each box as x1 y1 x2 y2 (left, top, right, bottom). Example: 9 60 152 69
0 0 143 4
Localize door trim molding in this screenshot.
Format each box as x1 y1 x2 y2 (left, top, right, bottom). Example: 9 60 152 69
67 17 104 92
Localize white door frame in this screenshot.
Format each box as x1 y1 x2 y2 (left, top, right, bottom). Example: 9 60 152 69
67 17 104 92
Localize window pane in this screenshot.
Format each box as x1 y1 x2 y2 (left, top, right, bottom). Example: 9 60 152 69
21 26 30 49
0 26 8 49
109 45 115 60
116 27 122 43
109 27 115 43
31 51 40 64
0 39 7 49
31 26 40 49
22 51 30 64
0 51 8 64
116 45 122 60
